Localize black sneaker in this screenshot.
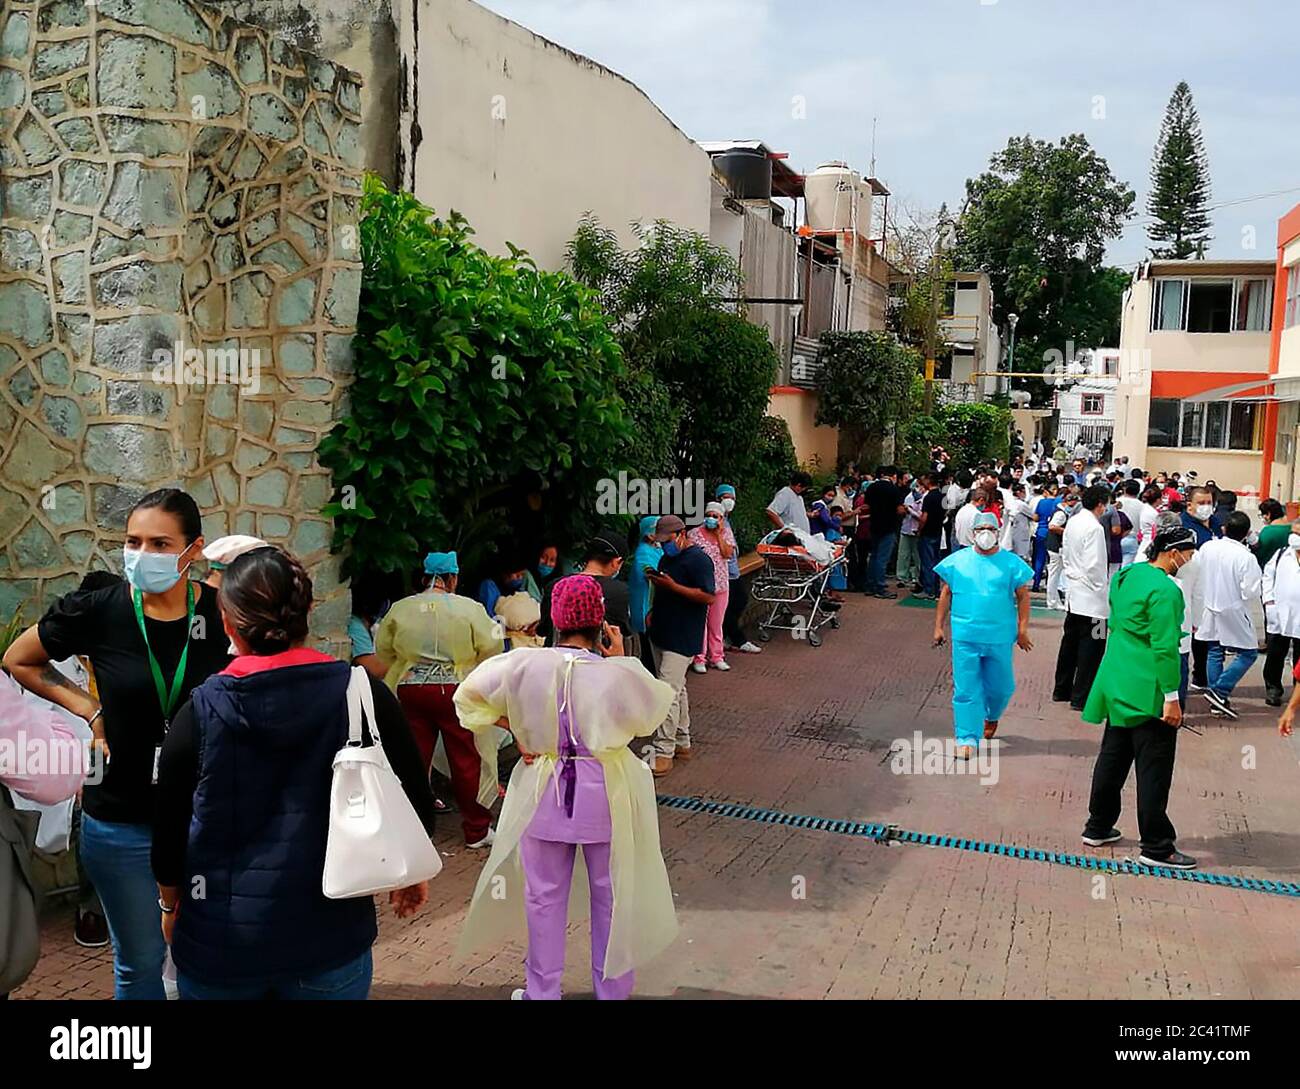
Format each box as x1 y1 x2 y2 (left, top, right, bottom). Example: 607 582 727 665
1266 691 1283 707
74 909 110 948
1081 828 1122 846
1138 850 1197 870
872 590 898 600
1202 690 1238 719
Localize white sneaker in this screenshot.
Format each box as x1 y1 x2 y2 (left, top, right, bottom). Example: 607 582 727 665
467 827 496 849
711 660 731 671
510 988 526 1001
738 641 763 654
691 661 707 674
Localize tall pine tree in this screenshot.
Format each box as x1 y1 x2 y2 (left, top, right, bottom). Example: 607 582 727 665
1147 81 1213 259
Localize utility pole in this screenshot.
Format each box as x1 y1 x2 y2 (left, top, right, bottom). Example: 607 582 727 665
923 215 952 416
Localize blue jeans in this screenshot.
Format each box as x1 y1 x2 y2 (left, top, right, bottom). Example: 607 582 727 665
866 532 898 594
1206 643 1259 699
79 815 167 1001
917 534 941 596
177 949 373 1000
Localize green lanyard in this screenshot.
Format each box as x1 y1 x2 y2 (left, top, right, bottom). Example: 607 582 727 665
132 582 195 728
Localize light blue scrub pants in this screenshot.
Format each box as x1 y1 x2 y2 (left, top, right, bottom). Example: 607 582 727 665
950 640 1017 744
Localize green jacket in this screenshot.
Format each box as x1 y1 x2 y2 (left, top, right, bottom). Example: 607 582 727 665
1082 562 1184 728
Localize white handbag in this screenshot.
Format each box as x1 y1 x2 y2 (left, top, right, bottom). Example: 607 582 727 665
323 668 443 899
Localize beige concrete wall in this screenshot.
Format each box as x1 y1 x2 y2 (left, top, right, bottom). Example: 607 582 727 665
769 389 839 471
403 0 712 270
1142 450 1263 494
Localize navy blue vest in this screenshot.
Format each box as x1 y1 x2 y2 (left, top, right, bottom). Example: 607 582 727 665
173 660 377 984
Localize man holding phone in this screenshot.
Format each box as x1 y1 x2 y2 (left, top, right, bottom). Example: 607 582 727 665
645 515 716 778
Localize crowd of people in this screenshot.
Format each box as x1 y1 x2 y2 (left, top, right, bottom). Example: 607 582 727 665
834 442 1294 875
1 446 1295 1001
0 479 770 1001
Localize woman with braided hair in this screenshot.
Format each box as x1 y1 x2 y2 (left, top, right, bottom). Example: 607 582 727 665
149 546 438 999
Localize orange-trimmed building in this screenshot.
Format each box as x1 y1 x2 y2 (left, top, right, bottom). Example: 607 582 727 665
1112 259 1275 492
1260 203 1300 501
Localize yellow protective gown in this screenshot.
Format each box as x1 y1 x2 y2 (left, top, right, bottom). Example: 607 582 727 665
453 647 678 978
375 589 505 807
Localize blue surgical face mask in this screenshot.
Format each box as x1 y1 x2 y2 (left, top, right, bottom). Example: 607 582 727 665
536 564 554 579
504 577 524 592
704 516 719 530
123 545 191 594
662 540 680 557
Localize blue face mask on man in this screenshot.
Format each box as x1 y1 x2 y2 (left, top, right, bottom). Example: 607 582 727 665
662 539 680 557
505 577 525 592
123 546 192 594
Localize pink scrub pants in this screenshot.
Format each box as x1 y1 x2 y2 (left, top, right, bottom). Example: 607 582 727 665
694 585 730 666
519 836 634 1000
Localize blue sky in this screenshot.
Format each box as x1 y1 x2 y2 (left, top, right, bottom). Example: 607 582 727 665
479 0 1300 268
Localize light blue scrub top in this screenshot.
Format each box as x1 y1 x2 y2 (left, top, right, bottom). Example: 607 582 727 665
934 547 1033 645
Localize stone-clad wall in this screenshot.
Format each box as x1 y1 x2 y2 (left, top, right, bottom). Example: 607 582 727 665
0 0 363 653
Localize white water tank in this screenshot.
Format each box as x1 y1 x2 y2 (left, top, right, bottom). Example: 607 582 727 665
805 161 867 233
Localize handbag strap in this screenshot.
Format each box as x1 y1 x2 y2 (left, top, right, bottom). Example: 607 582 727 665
345 667 388 763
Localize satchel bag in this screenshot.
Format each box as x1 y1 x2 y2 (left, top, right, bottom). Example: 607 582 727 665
323 668 443 899
0 783 41 994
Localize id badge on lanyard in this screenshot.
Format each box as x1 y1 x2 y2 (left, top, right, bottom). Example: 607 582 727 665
132 584 195 786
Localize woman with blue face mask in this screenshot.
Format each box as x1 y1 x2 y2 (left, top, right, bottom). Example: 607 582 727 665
4 488 231 999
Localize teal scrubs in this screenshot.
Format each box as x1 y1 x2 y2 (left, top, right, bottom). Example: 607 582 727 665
934 548 1033 742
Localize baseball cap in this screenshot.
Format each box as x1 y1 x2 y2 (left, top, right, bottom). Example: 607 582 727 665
586 528 626 560
652 514 685 541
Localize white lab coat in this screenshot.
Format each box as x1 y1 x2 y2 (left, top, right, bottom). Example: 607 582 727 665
1197 536 1261 649
1061 507 1110 618
953 502 980 548
1262 547 1300 637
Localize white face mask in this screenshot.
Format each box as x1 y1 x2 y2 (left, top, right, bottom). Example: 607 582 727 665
721 497 736 513
1195 504 1213 520
1290 534 1300 550
973 529 999 551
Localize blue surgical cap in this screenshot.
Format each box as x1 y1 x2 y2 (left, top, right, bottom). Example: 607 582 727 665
716 484 737 498
423 551 459 576
973 512 1000 531
638 515 660 540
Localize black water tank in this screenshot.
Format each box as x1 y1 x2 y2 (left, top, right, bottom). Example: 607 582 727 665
715 148 772 201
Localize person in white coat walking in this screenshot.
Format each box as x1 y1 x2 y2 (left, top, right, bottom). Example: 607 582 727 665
1197 511 1262 719
1053 485 1111 710
1259 519 1300 707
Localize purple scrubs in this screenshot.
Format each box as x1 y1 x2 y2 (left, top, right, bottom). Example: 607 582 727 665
519 647 634 1000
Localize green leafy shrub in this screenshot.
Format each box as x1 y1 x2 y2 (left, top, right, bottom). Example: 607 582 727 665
319 176 632 581
730 415 798 552
567 216 777 488
812 331 923 467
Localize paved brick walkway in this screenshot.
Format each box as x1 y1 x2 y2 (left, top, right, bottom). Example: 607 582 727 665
16 590 1300 999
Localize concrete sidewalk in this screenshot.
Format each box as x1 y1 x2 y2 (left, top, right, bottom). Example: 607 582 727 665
15 592 1300 999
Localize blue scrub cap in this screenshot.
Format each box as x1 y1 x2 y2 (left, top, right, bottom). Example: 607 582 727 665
639 515 661 540
423 550 459 576
716 484 737 498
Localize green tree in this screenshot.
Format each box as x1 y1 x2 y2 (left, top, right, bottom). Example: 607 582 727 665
956 134 1135 403
567 215 779 486
319 176 632 581
812 331 922 466
1147 81 1213 260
